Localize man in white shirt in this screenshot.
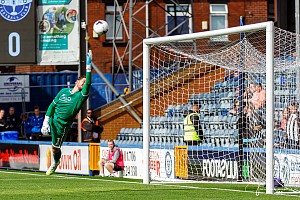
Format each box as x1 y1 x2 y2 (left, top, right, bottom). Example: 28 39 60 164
286 102 299 149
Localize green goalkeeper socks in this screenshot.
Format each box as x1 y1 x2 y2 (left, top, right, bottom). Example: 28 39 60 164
54 151 62 163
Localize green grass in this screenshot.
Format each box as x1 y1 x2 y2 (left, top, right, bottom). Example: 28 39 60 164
0 170 299 200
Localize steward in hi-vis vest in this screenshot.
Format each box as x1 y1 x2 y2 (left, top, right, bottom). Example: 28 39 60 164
183 104 203 145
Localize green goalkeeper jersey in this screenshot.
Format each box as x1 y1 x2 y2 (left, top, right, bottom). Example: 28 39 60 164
45 71 91 125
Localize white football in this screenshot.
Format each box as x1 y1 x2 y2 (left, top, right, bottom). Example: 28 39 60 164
93 20 109 36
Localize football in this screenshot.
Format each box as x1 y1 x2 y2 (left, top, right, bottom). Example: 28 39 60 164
93 20 109 36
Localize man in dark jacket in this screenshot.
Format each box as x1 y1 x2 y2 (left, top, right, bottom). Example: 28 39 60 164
81 109 103 142
6 107 21 133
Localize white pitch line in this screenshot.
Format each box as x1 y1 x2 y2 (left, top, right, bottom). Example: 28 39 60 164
0 170 299 198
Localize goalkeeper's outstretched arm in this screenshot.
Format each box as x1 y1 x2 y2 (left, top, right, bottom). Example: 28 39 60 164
81 53 92 96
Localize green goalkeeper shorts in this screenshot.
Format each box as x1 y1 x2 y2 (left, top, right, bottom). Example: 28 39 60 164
49 117 71 148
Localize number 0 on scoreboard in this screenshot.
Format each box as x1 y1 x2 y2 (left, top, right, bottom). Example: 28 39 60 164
0 0 36 65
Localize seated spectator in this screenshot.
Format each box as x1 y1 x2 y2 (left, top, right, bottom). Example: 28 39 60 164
98 140 124 177
5 106 21 133
286 102 299 149
22 113 32 139
29 106 44 140
81 109 103 142
0 109 8 132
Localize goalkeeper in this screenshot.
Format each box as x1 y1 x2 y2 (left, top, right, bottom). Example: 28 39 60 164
41 53 92 175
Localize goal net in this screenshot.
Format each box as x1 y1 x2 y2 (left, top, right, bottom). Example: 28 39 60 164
142 22 300 194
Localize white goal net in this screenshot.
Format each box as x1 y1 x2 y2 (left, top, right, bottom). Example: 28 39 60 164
143 22 300 194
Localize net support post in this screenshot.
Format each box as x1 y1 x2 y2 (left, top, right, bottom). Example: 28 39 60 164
143 41 150 184
265 21 274 195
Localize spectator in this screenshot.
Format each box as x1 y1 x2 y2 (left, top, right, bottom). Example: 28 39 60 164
286 102 299 149
280 107 290 131
248 83 266 111
243 83 256 112
247 83 266 130
81 109 103 142
5 106 21 133
0 109 8 132
183 104 203 145
29 106 44 140
21 113 32 139
98 140 124 177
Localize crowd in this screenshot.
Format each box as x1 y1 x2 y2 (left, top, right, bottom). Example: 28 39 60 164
0 104 104 142
183 70 300 150
0 106 46 140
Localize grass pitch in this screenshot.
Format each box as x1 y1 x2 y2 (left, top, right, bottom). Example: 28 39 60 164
0 169 299 200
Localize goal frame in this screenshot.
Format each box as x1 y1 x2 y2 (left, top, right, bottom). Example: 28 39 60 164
142 21 274 194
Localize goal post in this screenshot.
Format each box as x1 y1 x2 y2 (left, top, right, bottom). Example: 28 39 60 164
143 22 275 193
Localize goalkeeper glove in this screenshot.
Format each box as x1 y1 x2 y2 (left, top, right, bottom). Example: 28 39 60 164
86 52 92 72
41 116 50 135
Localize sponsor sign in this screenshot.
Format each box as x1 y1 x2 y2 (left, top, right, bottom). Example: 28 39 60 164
0 75 30 102
150 149 175 179
100 147 143 179
274 153 300 185
0 144 39 170
100 147 175 179
37 0 80 65
188 150 240 180
39 145 89 175
202 159 238 179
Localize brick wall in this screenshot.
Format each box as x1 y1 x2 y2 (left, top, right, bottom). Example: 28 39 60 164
7 0 269 73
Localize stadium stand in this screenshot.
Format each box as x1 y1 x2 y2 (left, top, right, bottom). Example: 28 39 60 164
107 70 297 149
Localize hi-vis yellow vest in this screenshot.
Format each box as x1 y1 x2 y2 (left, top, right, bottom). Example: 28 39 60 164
183 113 201 141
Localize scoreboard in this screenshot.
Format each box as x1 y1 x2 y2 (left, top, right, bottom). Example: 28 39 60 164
0 0 36 65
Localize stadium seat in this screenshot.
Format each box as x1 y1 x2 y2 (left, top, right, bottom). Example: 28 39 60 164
178 137 184 146
215 137 220 147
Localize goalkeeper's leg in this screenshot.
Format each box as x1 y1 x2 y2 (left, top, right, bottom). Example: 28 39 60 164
46 122 67 175
46 146 61 175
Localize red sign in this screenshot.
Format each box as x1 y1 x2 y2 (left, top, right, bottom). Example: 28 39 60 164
0 144 39 170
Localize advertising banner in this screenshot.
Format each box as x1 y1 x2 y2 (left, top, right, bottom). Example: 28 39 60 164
0 75 30 102
274 153 300 185
0 144 39 170
100 147 175 179
150 149 175 179
188 150 240 180
37 0 80 65
39 145 89 175
100 147 143 179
